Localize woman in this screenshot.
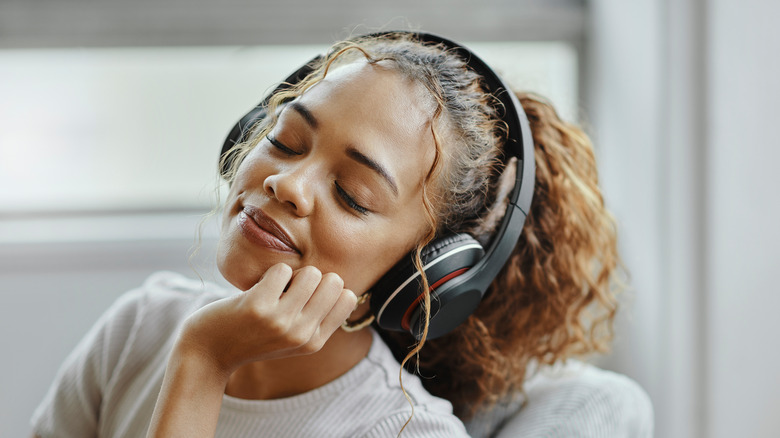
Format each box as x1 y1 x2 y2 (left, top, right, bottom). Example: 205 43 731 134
32 32 635 437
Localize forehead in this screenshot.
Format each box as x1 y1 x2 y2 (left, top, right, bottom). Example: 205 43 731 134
292 61 437 197
303 60 435 129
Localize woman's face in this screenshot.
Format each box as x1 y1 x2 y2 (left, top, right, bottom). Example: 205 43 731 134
217 61 438 293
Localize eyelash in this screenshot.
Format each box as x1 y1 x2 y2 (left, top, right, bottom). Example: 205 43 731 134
335 182 369 215
266 134 300 155
266 134 369 216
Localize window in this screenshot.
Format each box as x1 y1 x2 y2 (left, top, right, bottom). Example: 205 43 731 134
0 42 577 216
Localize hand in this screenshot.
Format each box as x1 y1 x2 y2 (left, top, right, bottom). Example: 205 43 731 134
176 263 359 377
148 264 358 437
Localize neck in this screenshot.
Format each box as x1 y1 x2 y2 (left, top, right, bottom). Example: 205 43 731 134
224 327 373 400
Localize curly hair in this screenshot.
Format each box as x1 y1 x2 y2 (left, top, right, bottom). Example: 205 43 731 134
221 32 623 424
381 92 623 420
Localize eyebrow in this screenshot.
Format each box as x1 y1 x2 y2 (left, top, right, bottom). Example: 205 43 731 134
346 147 399 197
289 101 319 129
289 101 399 197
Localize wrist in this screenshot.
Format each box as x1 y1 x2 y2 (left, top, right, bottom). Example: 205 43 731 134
148 334 233 437
175 317 236 382
171 335 234 385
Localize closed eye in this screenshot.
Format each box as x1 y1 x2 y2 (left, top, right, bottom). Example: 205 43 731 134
335 181 369 215
266 134 301 155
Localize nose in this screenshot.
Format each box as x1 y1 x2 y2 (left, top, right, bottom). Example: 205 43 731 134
263 165 315 217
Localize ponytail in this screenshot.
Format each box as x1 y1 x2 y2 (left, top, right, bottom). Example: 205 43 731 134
380 91 624 420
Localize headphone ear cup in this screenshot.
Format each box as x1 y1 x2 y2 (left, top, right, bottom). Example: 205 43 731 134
220 106 269 177
370 233 485 335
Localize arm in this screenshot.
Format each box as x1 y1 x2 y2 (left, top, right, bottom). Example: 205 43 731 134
146 263 358 438
31 288 146 438
145 343 229 437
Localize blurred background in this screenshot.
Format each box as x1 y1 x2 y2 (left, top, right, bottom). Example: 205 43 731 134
1 0 778 437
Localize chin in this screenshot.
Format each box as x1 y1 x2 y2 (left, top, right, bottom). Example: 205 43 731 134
218 235 301 292
216 239 261 291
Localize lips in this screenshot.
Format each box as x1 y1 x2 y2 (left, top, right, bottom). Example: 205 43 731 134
238 205 300 254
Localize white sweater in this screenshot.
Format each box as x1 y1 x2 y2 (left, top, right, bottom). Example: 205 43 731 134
31 271 469 438
32 271 654 438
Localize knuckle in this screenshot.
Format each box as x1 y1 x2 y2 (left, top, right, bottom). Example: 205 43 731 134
288 330 310 347
300 337 324 355
261 263 292 285
271 262 292 276
253 309 288 334
266 319 289 336
300 266 322 281
248 303 270 320
322 272 344 289
344 289 359 307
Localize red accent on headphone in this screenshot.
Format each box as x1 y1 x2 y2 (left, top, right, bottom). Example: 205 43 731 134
400 267 470 331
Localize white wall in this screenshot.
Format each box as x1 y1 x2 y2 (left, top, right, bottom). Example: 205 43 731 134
590 0 780 437
0 43 578 215
707 0 780 436
588 0 664 388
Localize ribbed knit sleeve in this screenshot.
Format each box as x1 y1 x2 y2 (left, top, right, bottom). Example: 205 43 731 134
30 288 147 438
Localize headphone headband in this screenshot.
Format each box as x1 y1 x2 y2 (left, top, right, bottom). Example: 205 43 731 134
220 31 535 339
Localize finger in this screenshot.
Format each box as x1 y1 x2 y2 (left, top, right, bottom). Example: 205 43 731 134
319 289 360 336
247 263 293 303
279 266 322 314
300 272 344 321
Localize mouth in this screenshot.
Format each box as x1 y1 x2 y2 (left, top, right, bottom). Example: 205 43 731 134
238 205 300 254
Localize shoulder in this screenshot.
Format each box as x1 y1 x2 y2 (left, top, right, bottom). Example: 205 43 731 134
95 271 231 373
31 272 231 438
111 271 229 325
471 360 654 438
138 270 230 305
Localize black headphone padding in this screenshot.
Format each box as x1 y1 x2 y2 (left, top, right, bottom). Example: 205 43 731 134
370 233 485 336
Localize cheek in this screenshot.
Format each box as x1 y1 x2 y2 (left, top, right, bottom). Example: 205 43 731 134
216 221 268 291
312 213 427 294
215 156 275 290
230 152 268 196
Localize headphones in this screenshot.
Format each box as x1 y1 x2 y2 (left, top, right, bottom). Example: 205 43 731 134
221 32 535 340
